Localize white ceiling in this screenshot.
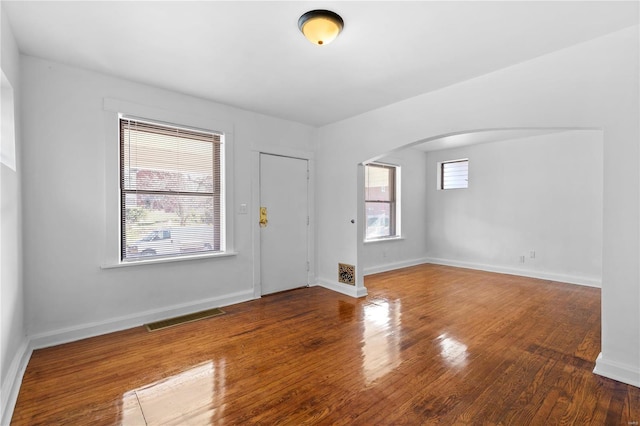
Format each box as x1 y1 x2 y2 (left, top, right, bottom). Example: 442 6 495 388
3 1 638 127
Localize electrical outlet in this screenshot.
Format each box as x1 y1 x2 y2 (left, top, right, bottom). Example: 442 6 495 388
519 255 525 263
530 251 535 259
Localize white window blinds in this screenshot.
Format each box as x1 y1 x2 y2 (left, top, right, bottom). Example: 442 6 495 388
120 118 224 261
441 159 468 189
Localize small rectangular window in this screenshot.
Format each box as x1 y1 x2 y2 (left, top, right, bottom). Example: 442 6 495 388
120 117 224 261
365 163 399 240
440 159 468 189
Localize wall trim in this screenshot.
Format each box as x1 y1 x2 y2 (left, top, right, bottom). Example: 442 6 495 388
1 338 32 425
424 257 601 288
29 289 254 350
593 352 640 388
314 278 368 298
363 257 430 276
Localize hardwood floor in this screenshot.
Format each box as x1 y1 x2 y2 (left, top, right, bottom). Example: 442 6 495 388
11 264 640 425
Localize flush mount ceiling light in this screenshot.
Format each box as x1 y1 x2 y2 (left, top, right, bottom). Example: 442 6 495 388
298 9 344 46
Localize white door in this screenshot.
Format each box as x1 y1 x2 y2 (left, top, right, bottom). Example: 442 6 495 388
260 154 309 295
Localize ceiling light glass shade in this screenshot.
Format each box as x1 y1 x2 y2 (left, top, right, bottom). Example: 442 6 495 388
298 10 344 46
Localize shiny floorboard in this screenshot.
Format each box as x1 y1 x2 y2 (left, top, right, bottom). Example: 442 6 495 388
11 264 640 425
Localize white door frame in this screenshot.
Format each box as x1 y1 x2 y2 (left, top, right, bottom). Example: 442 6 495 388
251 146 315 299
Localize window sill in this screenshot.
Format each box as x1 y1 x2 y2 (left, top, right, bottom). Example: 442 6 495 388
101 251 238 269
364 236 403 244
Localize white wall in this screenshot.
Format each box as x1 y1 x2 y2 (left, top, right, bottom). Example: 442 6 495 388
20 55 315 344
5 12 639 415
1 5 26 422
424 130 603 287
361 149 429 275
316 26 639 386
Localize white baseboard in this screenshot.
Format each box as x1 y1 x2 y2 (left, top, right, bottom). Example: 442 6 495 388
29 289 255 350
1 338 32 426
314 278 368 298
363 257 429 276
424 257 601 288
593 352 640 387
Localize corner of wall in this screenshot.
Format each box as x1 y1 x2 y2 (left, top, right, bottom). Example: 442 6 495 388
1 5 27 425
1 338 31 425
593 352 640 388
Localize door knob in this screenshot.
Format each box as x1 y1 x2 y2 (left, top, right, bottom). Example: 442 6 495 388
259 207 268 228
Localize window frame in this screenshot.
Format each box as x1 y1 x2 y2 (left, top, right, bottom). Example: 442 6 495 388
439 158 469 190
102 98 236 269
364 162 400 241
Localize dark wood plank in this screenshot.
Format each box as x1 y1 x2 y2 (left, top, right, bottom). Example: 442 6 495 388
10 264 640 425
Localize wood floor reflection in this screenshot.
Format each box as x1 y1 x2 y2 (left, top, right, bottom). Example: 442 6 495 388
11 264 640 424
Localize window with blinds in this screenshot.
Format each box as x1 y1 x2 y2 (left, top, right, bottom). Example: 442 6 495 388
364 163 398 240
120 117 224 261
441 159 468 189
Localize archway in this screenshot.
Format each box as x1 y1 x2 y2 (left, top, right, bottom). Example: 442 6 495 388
356 127 603 291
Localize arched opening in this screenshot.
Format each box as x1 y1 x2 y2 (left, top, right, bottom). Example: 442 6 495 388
356 127 603 289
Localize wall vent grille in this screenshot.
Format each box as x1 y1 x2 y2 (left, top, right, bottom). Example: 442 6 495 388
338 263 355 285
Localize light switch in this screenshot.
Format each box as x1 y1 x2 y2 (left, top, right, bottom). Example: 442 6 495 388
239 203 248 214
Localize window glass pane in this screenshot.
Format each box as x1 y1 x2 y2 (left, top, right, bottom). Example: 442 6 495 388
122 125 216 193
365 202 391 239
364 162 398 240
365 165 392 201
123 194 217 259
442 160 468 189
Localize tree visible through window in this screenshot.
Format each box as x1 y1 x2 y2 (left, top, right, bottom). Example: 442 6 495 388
120 118 224 261
364 163 398 240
